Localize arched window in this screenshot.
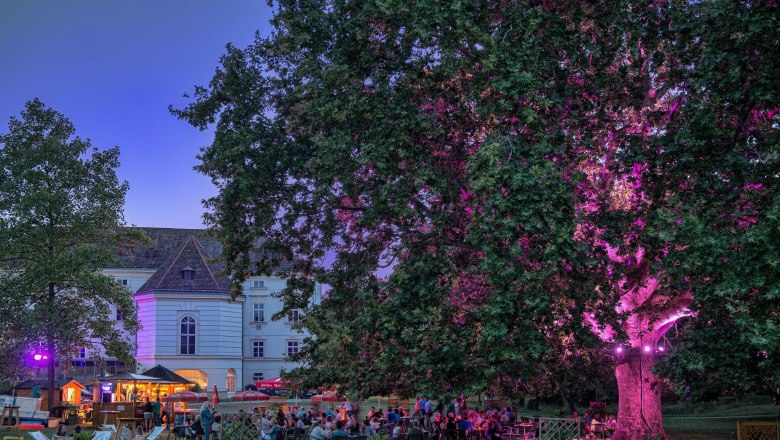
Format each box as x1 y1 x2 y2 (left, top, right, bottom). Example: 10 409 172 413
174 369 208 390
180 316 196 355
226 368 236 392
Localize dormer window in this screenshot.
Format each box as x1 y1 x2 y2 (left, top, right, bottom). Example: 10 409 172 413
182 266 194 280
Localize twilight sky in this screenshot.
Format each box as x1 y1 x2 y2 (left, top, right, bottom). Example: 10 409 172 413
0 1 274 228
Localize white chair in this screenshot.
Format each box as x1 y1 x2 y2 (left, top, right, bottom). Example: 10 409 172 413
92 431 113 440
101 425 118 432
30 432 51 440
120 427 133 440
146 426 166 440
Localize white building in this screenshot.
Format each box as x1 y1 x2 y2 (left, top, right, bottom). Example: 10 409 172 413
95 227 319 393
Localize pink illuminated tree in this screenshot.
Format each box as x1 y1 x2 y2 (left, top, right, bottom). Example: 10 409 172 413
175 1 779 439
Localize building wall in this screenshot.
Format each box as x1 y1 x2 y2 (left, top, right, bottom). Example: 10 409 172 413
241 276 305 386
69 268 318 391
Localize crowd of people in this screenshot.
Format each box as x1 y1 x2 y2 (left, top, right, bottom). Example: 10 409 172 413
572 410 617 438
164 397 618 440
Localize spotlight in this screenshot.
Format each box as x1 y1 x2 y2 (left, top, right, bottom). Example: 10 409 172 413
643 345 651 353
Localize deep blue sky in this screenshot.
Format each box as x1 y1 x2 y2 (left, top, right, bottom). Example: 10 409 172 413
0 1 274 228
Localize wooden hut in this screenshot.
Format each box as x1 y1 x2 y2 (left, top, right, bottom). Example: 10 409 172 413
14 378 86 410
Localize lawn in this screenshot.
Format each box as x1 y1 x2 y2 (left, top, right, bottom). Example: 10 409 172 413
4 396 775 440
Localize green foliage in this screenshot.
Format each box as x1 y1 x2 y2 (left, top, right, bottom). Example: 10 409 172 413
0 99 146 386
174 0 779 411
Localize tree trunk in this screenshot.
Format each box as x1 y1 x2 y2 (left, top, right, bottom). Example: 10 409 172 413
47 282 56 413
559 387 575 415
612 354 667 440
47 333 56 413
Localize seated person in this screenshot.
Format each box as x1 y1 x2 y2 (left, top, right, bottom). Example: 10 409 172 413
361 422 376 437
309 421 329 440
408 421 424 440
73 426 90 440
331 420 349 439
212 415 223 440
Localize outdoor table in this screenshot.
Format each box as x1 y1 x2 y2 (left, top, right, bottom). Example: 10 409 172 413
100 410 121 427
516 423 535 434
171 425 190 440
0 405 20 428
499 434 524 439
469 428 485 440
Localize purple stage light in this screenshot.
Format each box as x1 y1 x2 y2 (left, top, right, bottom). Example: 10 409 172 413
644 345 651 353
657 346 665 352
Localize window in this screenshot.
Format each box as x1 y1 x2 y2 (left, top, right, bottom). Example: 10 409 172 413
252 303 265 323
174 369 208 390
287 309 301 323
287 341 300 356
183 270 193 280
78 347 86 358
252 341 264 358
180 316 196 355
252 373 264 383
116 308 122 321
226 369 236 393
117 279 129 286
251 280 265 289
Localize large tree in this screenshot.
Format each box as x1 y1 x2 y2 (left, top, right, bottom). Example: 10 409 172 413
0 99 143 411
175 1 779 438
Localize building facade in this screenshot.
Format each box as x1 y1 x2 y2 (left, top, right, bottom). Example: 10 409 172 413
78 227 317 392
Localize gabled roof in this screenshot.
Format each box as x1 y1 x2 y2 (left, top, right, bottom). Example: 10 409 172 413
142 364 192 384
136 235 231 294
15 378 86 390
112 227 294 273
101 372 170 383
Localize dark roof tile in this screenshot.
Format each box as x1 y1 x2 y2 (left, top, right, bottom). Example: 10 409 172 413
136 235 231 294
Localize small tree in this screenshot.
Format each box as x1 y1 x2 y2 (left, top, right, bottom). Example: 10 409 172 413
0 99 144 411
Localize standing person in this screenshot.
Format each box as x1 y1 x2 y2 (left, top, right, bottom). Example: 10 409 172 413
414 397 421 415
163 399 172 429
262 411 272 436
143 397 154 432
153 397 162 427
423 397 433 430
200 402 214 440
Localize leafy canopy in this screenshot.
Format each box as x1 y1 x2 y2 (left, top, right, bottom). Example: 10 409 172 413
0 99 145 382
174 0 779 402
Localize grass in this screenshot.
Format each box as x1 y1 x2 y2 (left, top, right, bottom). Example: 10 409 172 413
1 427 96 440
4 396 775 440
510 395 778 440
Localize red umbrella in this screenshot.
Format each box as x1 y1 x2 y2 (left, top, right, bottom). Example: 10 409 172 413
212 384 219 404
229 390 271 402
162 391 207 403
310 394 346 403
255 378 289 389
